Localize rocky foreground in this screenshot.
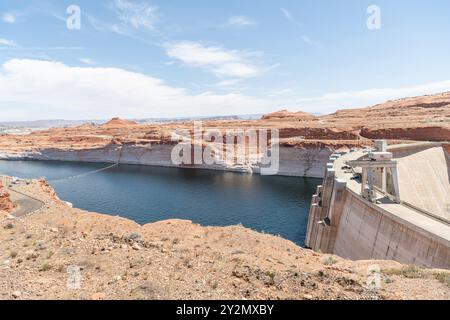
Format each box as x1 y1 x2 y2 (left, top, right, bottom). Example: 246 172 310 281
0 180 449 300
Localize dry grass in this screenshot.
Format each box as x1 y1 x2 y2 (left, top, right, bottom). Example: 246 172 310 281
384 265 425 279
322 256 338 266
433 272 450 287
39 262 52 272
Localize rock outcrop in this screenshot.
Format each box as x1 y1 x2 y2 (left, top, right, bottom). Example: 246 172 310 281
360 127 450 142
0 181 13 213
38 179 58 200
261 110 316 121
321 92 450 141
100 117 138 128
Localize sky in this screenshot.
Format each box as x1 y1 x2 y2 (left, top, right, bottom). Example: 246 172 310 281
0 0 450 120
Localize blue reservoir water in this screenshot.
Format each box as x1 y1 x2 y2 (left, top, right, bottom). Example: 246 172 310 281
0 160 320 246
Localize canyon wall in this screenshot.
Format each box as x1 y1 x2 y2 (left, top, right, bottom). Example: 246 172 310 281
360 127 450 142
0 144 333 178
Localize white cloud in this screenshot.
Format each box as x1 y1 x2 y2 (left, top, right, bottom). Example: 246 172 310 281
0 59 275 120
0 59 447 121
2 13 16 24
79 58 96 65
283 80 450 114
87 14 124 35
164 41 263 78
216 79 242 87
268 88 295 97
281 8 301 27
301 35 322 48
281 9 321 47
0 38 17 47
112 0 159 31
0 46 83 53
226 15 256 27
281 8 293 21
86 2 159 43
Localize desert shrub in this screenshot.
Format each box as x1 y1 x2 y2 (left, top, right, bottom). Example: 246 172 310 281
384 265 424 279
39 263 52 272
322 256 338 266
433 272 450 287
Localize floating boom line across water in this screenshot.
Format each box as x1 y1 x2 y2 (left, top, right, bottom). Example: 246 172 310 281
49 146 124 184
49 163 119 184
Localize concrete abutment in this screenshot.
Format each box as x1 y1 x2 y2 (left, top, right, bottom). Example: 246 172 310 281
305 141 450 269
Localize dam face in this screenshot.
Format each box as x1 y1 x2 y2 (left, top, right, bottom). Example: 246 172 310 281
305 141 450 269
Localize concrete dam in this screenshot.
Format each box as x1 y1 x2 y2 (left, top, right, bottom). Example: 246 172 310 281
305 141 450 269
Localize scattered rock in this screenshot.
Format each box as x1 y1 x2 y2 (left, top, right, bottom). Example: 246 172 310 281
25 250 39 260
126 232 143 243
91 292 106 300
3 222 14 229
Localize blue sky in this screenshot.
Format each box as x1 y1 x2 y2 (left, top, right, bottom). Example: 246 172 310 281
0 0 449 120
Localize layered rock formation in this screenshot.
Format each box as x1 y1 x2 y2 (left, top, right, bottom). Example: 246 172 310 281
0 92 448 177
321 92 450 141
100 117 138 128
261 110 315 121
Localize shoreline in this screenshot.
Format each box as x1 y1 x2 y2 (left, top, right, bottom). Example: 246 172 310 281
1 162 320 246
0 156 326 180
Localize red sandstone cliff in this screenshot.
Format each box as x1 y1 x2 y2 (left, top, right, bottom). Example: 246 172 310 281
100 117 138 128
0 92 448 156
0 181 13 213
261 110 316 121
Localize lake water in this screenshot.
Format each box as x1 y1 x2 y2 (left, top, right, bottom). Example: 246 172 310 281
0 160 321 246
